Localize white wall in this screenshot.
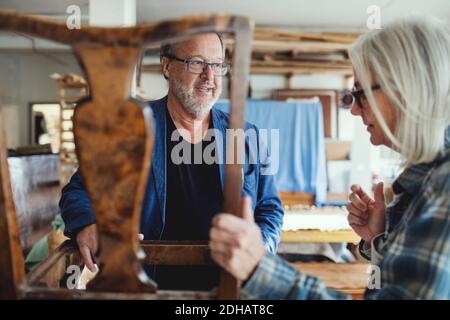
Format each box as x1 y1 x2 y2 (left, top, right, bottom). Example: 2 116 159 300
0 51 82 148
139 73 168 101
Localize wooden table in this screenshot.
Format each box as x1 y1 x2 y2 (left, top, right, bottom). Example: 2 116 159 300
280 205 366 299
281 204 360 244
293 262 369 299
282 229 360 243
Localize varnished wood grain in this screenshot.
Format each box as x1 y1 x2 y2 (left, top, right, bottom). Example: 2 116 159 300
21 286 214 300
26 241 76 287
293 262 369 299
279 192 315 207
73 45 156 293
0 110 25 299
282 229 360 243
141 241 213 265
0 11 248 47
219 17 253 300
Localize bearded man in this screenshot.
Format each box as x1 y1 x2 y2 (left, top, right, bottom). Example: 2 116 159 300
59 33 284 290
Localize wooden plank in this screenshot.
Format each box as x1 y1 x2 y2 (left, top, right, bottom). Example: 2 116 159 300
252 40 351 53
140 241 214 265
250 66 352 75
21 287 214 300
279 192 315 207
218 16 253 301
0 12 253 48
322 95 333 138
26 241 76 286
141 27 356 77
282 229 360 243
254 28 360 44
252 59 352 69
46 230 70 288
292 262 368 299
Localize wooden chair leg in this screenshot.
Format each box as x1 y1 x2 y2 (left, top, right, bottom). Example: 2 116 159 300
0 110 25 299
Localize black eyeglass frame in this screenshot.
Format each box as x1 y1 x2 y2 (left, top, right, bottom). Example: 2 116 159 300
344 84 381 108
164 53 230 77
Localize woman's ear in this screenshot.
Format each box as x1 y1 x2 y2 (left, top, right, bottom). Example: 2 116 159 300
161 56 170 80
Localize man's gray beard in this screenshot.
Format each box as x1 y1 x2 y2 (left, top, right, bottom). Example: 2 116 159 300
170 78 221 118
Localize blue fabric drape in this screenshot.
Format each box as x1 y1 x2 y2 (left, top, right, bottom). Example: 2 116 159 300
214 99 327 204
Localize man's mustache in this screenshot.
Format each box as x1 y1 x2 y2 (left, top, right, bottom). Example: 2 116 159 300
195 81 216 90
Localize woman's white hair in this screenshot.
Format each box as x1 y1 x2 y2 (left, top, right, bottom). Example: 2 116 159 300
349 15 450 166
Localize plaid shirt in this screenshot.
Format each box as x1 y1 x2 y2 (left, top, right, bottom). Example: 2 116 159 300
242 131 450 300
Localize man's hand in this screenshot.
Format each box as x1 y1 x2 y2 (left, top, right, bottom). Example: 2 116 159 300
76 224 98 272
347 182 386 244
209 197 265 281
76 224 145 272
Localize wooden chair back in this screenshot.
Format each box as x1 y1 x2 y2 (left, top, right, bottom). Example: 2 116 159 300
0 11 253 300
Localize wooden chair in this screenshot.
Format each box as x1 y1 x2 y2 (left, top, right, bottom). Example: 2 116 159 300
0 11 252 300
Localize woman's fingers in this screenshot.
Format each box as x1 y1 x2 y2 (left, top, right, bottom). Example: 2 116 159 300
346 202 368 219
350 184 374 205
348 212 367 226
348 192 367 211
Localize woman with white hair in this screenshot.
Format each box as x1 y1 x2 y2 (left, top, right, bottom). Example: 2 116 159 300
209 15 450 299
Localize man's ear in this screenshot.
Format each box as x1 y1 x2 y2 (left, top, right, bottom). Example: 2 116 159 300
161 56 170 80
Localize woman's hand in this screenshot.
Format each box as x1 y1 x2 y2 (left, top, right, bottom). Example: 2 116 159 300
347 182 386 244
209 197 266 281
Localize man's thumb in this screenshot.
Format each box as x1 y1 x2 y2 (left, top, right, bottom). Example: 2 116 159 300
374 182 385 207
241 196 253 222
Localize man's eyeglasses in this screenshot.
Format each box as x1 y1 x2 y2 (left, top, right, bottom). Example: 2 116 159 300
342 84 381 108
165 54 230 77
